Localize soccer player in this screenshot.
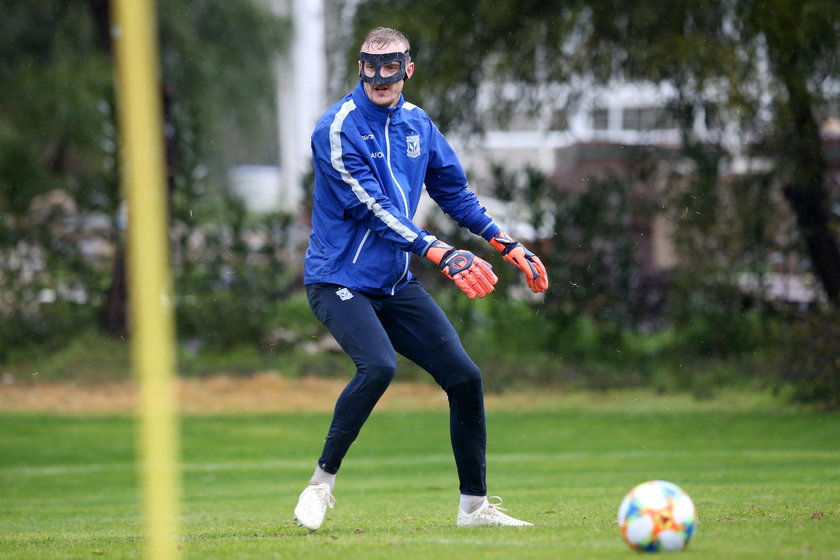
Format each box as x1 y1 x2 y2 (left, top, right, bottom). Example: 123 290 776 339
294 26 548 531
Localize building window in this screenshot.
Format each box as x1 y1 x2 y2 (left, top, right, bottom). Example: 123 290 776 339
551 108 569 131
592 108 609 130
622 106 677 131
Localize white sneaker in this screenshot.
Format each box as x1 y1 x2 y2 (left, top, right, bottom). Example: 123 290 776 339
294 483 335 531
457 496 534 527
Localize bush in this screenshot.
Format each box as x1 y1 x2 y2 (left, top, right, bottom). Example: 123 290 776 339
1 328 130 382
0 302 99 364
776 310 840 410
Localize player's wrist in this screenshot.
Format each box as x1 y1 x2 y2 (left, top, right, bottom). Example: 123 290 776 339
489 230 517 254
413 233 440 257
423 239 455 266
478 222 500 242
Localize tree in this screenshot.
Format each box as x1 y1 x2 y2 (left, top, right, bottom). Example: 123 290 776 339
0 1 289 352
738 0 840 305
352 0 840 306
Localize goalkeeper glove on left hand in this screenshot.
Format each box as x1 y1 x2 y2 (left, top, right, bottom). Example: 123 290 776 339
424 240 498 299
489 231 549 293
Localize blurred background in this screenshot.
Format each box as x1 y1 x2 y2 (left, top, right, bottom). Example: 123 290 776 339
1 0 839 408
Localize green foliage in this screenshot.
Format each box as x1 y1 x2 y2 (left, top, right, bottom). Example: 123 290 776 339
4 0 839 407
0 2 118 215
0 2 118 358
548 176 660 327
662 139 801 347
0 305 99 366
776 311 840 410
0 1 289 356
353 0 583 132
384 154 791 397
1 329 130 382
172 209 309 350
158 0 289 168
354 0 840 306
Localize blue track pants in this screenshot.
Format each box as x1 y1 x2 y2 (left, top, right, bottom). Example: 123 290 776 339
306 279 487 496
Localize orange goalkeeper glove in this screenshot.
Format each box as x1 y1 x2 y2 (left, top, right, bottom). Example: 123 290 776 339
489 231 549 293
424 240 498 299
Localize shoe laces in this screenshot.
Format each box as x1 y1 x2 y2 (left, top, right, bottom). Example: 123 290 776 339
311 484 335 508
486 496 508 514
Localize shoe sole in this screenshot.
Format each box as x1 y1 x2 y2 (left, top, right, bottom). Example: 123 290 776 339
294 515 320 531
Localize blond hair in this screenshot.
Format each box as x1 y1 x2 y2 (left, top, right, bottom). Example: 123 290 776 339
361 27 411 54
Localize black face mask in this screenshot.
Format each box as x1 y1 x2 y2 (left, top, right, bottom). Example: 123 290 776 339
358 50 410 85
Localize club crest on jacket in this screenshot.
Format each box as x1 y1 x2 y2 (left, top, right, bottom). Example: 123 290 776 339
406 135 421 158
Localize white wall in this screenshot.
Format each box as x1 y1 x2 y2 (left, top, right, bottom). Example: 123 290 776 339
272 0 327 214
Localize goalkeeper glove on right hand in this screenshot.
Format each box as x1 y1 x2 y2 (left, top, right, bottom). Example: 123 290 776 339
424 240 498 299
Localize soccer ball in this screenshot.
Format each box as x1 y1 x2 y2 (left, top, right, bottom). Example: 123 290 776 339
617 480 696 552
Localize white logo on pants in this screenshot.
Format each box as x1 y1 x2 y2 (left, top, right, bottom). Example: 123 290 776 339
335 288 353 301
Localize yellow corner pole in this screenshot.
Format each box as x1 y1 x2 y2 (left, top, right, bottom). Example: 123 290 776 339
111 1 181 559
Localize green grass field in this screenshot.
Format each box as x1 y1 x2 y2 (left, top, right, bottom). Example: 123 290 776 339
1 393 839 559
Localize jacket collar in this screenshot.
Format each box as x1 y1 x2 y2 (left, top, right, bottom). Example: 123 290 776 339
351 81 404 124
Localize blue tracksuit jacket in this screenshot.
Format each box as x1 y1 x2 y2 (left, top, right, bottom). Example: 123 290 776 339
304 81 500 295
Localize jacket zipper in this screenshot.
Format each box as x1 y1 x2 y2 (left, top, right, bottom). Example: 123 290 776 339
385 114 410 294
385 115 410 211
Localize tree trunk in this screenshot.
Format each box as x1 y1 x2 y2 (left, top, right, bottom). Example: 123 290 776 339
761 2 840 306
779 50 840 306
101 245 128 337
783 184 840 306
93 0 180 335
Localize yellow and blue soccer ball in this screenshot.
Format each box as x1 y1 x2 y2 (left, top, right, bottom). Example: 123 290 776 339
617 480 697 552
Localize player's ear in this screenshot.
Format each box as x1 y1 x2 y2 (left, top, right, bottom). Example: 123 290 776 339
405 61 415 80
